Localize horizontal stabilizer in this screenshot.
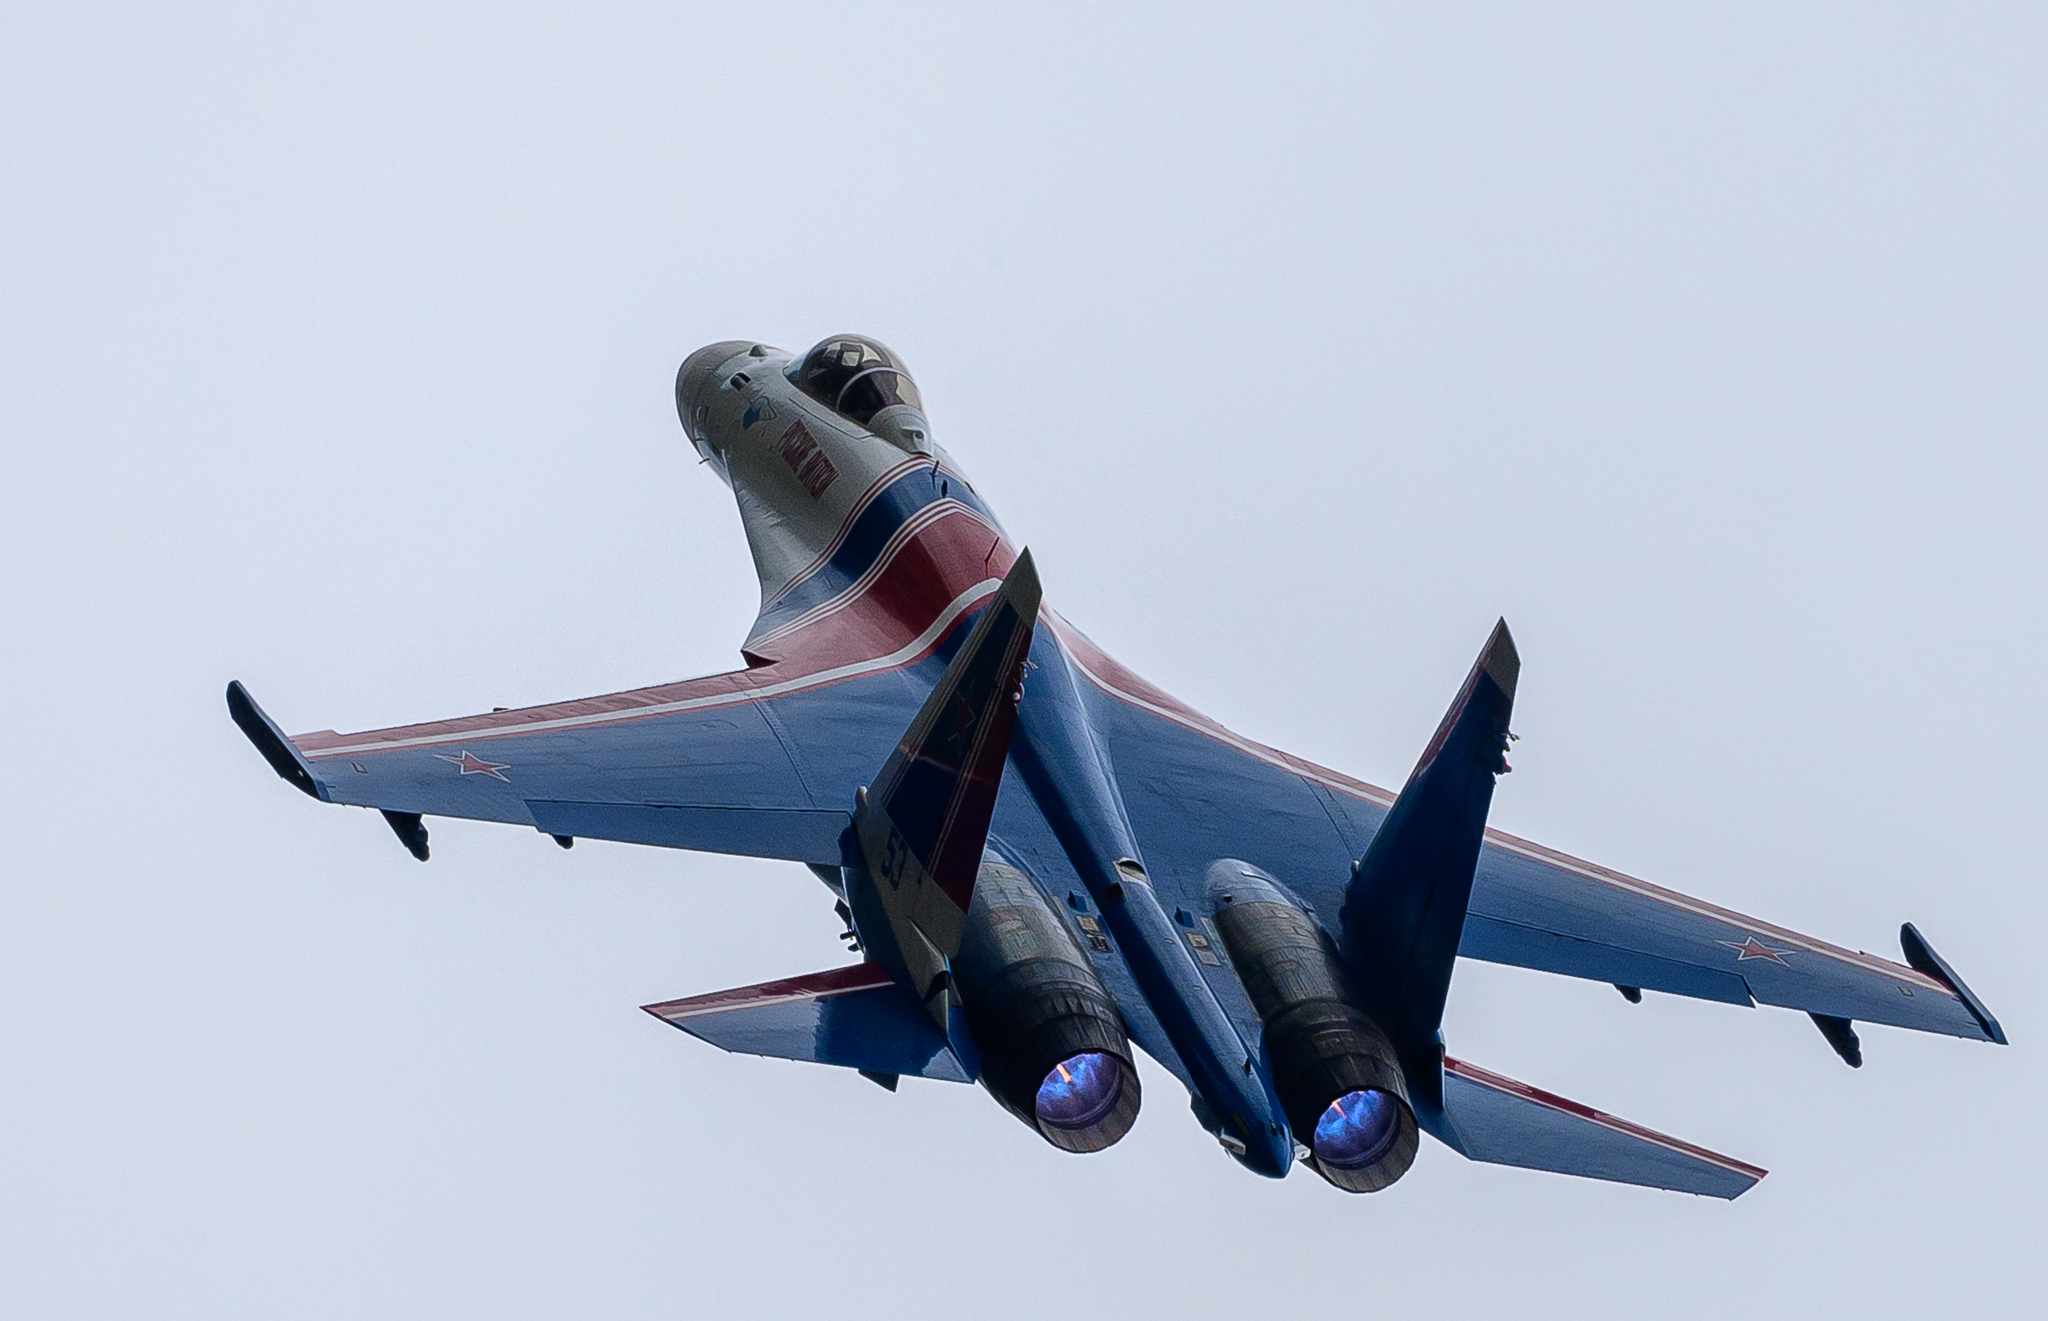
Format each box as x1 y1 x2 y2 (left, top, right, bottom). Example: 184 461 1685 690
642 965 973 1083
1428 1056 1765 1199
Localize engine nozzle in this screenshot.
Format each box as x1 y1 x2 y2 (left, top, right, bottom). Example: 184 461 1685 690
955 859 1142 1153
1206 861 1420 1192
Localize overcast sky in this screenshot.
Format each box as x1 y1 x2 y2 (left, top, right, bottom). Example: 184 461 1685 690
2 4 2041 1317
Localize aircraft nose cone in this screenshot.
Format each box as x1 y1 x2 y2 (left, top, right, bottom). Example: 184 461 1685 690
674 340 760 439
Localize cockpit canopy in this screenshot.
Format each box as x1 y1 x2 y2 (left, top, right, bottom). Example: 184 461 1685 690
792 335 925 427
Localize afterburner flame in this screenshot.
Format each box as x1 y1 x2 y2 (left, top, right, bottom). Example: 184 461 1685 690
1313 1088 1402 1170
1035 1051 1124 1132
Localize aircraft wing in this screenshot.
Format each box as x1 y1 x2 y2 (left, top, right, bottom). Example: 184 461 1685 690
1453 830 2003 1042
235 606 2001 1055
227 663 922 865
1056 622 2004 1049
229 564 1037 867
231 615 1215 1101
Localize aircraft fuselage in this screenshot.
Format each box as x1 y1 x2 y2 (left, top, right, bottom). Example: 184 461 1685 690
676 338 1295 1173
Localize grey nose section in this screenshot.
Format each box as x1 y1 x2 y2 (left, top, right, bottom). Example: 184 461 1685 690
674 340 760 438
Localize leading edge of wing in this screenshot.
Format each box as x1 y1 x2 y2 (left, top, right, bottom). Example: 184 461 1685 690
234 578 1011 862
287 575 1007 763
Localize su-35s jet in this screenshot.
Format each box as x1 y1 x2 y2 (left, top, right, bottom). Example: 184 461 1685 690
229 335 2005 1197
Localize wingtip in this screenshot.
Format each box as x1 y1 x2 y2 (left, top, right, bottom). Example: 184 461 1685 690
226 679 324 800
1900 922 2007 1045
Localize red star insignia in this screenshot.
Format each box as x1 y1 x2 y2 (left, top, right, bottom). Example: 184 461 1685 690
1718 935 1794 964
436 750 510 782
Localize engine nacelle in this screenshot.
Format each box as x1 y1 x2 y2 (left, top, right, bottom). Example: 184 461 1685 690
1206 861 1419 1192
953 858 1142 1153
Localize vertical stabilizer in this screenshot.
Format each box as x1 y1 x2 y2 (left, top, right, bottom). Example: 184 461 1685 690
1340 620 1519 1100
851 552 1041 1027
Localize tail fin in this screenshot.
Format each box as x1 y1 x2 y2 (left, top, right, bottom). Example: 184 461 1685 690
1431 1056 1765 1199
851 551 1041 1016
1340 620 1519 1093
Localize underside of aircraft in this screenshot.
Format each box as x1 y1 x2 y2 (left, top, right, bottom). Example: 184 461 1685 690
229 334 2004 1198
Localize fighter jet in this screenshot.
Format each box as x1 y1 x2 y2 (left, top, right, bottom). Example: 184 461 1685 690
228 335 2005 1197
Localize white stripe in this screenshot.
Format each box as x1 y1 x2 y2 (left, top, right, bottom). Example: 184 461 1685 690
757 455 929 613
651 976 890 1020
306 577 1004 759
1057 636 1376 800
749 500 998 650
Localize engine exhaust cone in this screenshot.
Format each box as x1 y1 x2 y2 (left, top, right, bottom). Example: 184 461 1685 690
1034 1050 1140 1153
1314 1088 1401 1168
954 859 1143 1155
1307 1088 1419 1193
1202 860 1423 1193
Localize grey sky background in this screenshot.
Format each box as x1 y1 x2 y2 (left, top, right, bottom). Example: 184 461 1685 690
2 3 2041 1316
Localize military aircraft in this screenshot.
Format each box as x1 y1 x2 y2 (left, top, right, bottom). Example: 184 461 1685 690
228 334 2005 1197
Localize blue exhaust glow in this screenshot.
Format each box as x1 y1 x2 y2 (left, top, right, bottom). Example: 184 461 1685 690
1313 1089 1400 1169
1035 1052 1122 1131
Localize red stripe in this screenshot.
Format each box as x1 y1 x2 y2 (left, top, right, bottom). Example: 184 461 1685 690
757 455 931 613
747 505 1010 660
296 510 1017 758
641 963 895 1021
